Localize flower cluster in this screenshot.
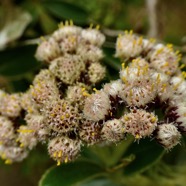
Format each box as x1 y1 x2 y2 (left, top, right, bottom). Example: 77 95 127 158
0 25 185 166
0 22 106 165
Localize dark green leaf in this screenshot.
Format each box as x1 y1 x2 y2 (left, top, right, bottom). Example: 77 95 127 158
0 45 41 78
43 1 89 24
39 160 105 186
80 178 119 186
123 139 165 175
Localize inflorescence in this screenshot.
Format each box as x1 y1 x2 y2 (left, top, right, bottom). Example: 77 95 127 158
0 23 185 165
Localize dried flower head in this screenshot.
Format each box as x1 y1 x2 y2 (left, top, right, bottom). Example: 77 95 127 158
122 109 158 139
79 120 102 145
0 93 22 117
48 136 81 165
88 63 106 84
102 119 125 142
0 145 28 164
17 125 37 150
45 99 80 134
0 116 15 145
49 55 85 85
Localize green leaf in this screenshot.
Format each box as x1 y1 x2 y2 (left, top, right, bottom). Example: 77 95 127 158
0 45 41 78
80 178 119 186
39 160 105 186
123 139 165 175
43 0 89 24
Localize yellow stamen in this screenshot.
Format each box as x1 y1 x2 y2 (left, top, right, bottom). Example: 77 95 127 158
150 38 156 43
61 115 65 120
180 64 185 69
135 134 140 139
53 152 57 158
40 36 46 42
70 20 73 26
121 63 125 70
93 88 98 92
58 22 64 28
96 24 100 30
151 116 157 123
156 48 163 55
65 157 68 163
17 129 34 133
58 151 62 158
129 30 133 35
66 113 70 118
65 20 69 26
83 92 90 97
124 116 129 121
138 36 143 45
57 160 61 166
5 159 12 165
89 23 93 29
124 30 128 35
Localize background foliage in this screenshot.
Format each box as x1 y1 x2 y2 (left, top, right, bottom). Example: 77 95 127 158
0 0 186 185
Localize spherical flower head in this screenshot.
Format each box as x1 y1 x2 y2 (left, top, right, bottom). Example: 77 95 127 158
120 63 149 85
150 70 170 84
101 119 125 143
103 80 124 99
149 44 180 75
88 63 106 84
129 58 149 69
35 38 61 63
53 24 82 41
45 99 80 133
25 113 49 142
17 125 37 150
20 91 38 114
31 70 59 107
0 145 28 164
52 24 82 53
49 55 85 85
0 93 22 117
115 31 143 59
0 116 15 145
142 38 156 52
59 36 78 54
150 70 171 102
170 76 186 100
79 120 102 145
122 109 158 139
119 78 157 107
77 44 104 63
171 102 186 132
81 28 105 47
48 136 81 165
66 83 89 109
155 123 181 150
83 90 111 121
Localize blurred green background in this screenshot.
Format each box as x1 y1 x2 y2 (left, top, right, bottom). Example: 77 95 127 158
0 0 186 186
